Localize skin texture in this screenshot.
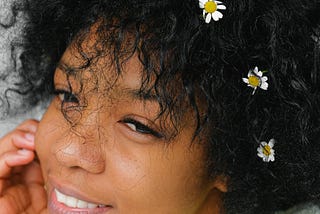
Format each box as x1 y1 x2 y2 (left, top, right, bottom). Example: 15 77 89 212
34 32 226 213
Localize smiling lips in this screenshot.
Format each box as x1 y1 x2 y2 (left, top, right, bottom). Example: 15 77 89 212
55 188 108 209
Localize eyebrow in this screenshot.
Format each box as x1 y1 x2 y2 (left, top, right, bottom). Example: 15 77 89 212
57 62 159 102
123 87 159 102
57 62 79 75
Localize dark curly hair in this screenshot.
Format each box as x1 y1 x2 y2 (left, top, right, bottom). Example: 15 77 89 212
16 0 320 213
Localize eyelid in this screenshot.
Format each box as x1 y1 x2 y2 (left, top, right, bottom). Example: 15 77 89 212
53 89 79 104
121 117 164 139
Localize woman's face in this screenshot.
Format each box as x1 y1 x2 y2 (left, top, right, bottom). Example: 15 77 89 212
35 32 224 214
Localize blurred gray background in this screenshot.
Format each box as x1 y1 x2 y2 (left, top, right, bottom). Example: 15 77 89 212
0 0 45 137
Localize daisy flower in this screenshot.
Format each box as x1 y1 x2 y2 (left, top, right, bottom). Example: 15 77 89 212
257 139 275 162
242 66 268 95
199 0 226 23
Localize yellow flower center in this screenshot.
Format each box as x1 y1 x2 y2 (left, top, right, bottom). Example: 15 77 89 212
204 1 217 13
263 145 271 156
248 76 260 87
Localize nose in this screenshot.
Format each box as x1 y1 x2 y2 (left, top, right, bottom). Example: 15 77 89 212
53 127 106 174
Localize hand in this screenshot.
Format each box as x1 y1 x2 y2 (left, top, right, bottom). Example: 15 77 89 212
0 120 47 214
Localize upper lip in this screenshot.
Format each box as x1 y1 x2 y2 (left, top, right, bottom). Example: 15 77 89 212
48 175 113 206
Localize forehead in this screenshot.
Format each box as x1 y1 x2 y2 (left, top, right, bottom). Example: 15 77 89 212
57 36 148 90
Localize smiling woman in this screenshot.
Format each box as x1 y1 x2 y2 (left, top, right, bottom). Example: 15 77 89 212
0 0 320 213
37 32 220 213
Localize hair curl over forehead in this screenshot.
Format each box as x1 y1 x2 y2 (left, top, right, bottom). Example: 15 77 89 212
20 0 320 212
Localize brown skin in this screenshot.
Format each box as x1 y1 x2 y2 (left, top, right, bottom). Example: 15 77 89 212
0 119 47 214
0 29 226 214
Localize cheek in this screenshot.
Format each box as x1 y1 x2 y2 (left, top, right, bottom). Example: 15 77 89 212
35 104 65 175
104 141 209 212
146 146 209 199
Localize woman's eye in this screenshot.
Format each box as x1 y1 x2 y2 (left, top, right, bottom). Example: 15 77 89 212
54 90 79 104
122 118 163 138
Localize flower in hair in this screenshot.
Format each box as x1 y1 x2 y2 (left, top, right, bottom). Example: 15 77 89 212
242 66 268 95
199 0 226 23
257 139 275 162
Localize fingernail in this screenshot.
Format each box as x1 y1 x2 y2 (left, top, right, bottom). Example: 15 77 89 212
31 126 37 133
17 149 32 156
27 123 38 133
24 133 35 142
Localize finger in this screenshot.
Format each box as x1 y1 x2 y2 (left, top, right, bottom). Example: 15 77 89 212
0 181 31 214
11 119 38 150
0 150 34 179
0 119 38 150
0 129 36 155
15 119 39 134
0 179 46 214
5 150 35 166
11 131 35 151
0 150 34 196
0 162 46 214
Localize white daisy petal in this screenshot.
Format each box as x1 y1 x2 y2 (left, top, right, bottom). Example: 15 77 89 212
215 11 223 19
270 149 275 156
269 155 275 162
212 13 219 21
257 146 262 153
200 3 204 8
215 1 223 3
199 0 207 5
242 78 249 83
253 67 262 77
217 5 226 10
205 13 212 23
256 71 263 77
260 82 268 90
261 76 268 82
269 139 275 147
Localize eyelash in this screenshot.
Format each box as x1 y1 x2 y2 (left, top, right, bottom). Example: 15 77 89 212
121 118 163 139
53 89 79 104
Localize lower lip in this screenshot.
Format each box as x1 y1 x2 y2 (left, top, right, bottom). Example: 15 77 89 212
48 189 113 214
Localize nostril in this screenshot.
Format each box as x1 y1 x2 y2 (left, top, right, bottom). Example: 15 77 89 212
70 166 81 170
53 139 105 174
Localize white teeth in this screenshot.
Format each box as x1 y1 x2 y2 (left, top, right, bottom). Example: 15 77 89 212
55 189 106 209
77 199 88 208
88 203 98 209
55 189 66 202
66 196 77 207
